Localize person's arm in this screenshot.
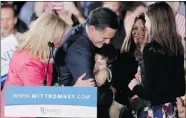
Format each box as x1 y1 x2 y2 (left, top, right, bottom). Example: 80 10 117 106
132 46 155 101
34 2 45 17
65 44 94 81
19 59 46 86
63 2 86 23
73 11 86 23
95 69 110 87
112 52 137 97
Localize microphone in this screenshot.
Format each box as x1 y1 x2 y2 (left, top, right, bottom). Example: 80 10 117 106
43 42 54 86
51 50 63 86
48 42 62 86
48 42 54 48
43 42 63 86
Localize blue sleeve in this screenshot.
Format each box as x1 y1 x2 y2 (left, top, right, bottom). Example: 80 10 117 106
65 44 94 81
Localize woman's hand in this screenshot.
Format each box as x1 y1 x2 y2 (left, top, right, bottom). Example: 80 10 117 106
74 73 95 87
51 2 79 16
177 97 186 118
135 72 142 84
130 95 138 101
63 2 78 15
110 86 117 94
128 78 139 90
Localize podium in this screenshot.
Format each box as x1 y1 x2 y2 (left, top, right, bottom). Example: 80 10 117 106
5 86 97 118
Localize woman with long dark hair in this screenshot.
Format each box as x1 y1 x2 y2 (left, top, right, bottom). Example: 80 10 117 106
128 2 185 117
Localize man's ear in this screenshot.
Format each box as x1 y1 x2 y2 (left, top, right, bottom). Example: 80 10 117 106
89 25 96 33
14 17 17 25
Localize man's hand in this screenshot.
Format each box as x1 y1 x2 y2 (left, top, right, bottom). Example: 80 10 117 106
74 73 95 87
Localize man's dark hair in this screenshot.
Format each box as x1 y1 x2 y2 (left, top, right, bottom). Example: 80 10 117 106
1 3 18 17
87 7 120 30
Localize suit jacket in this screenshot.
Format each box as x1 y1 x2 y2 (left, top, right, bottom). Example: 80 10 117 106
54 24 95 86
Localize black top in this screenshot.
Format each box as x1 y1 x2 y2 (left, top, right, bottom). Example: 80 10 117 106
112 51 138 106
133 41 185 105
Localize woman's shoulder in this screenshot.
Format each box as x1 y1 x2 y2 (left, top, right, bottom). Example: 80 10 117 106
143 41 184 58
144 41 160 50
117 51 138 65
143 41 164 54
119 51 136 59
14 49 46 69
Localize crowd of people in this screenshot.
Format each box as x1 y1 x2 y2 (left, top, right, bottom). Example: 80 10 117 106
1 1 186 118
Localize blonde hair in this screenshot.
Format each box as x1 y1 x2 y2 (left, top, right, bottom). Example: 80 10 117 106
16 13 69 62
121 28 133 53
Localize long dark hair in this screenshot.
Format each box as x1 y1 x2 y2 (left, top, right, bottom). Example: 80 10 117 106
146 2 184 56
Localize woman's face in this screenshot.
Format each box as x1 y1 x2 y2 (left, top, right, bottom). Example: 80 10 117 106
54 36 65 48
145 14 151 34
132 19 145 45
54 27 69 48
54 39 62 48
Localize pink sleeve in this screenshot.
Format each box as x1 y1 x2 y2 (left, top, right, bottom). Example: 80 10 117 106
19 59 46 86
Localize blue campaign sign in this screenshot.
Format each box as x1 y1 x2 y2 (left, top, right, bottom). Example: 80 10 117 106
5 86 97 118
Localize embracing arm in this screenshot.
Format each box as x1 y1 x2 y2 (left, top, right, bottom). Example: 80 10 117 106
65 44 94 81
132 46 156 101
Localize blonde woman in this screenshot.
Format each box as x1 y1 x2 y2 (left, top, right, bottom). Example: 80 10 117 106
1 13 94 118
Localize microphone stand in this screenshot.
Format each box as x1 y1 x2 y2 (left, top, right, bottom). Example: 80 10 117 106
43 44 52 86
51 47 63 86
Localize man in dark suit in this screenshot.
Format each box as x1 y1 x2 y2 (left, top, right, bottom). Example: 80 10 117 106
54 8 119 118
54 7 119 87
